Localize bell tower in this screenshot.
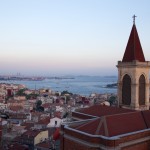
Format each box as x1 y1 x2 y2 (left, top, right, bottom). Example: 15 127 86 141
117 16 150 110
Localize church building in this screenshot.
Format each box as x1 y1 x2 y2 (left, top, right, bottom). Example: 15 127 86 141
60 17 150 150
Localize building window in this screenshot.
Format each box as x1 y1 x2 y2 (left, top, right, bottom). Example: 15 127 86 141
122 74 131 105
55 121 57 126
139 75 145 105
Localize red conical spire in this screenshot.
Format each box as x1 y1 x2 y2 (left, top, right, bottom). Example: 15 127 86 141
122 20 145 62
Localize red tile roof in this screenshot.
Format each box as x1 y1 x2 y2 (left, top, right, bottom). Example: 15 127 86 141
106 111 147 137
36 140 53 148
141 110 150 128
42 103 51 108
9 105 24 111
31 112 43 117
74 111 148 137
38 117 50 125
75 105 134 118
9 113 27 119
7 143 29 150
22 129 41 138
122 24 145 62
75 118 101 135
21 122 34 130
54 111 62 119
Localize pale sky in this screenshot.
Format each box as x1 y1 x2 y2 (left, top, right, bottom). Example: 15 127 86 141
0 0 150 76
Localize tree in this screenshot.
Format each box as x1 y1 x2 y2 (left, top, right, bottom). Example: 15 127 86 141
63 112 69 118
36 100 42 109
108 96 116 106
36 100 44 112
16 89 39 100
38 106 44 112
16 89 26 96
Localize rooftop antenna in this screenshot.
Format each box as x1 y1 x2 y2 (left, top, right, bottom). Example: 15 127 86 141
132 14 137 25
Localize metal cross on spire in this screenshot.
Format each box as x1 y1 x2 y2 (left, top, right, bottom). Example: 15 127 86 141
132 15 137 24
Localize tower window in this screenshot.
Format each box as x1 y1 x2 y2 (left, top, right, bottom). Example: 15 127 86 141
122 74 131 105
139 75 145 105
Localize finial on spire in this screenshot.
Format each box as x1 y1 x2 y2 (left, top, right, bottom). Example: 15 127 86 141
132 15 137 25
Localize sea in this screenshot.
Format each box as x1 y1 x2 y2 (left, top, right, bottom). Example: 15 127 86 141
0 76 117 96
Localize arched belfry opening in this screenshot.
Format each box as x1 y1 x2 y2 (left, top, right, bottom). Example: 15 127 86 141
122 74 131 105
139 75 145 105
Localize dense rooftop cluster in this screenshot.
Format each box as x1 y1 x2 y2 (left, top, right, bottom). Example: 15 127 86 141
0 83 115 149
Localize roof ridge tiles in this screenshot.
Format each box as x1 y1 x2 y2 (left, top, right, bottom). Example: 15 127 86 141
95 116 109 136
102 110 139 118
75 118 100 130
95 118 103 135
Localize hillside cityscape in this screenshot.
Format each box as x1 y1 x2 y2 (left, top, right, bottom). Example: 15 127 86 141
0 78 117 150
1 1 150 150
1 18 150 149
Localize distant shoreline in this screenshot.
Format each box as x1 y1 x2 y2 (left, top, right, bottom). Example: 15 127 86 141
0 76 117 96
105 83 117 88
0 76 75 81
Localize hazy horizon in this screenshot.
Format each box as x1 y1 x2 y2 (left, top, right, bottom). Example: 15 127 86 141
0 71 118 77
0 0 150 76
